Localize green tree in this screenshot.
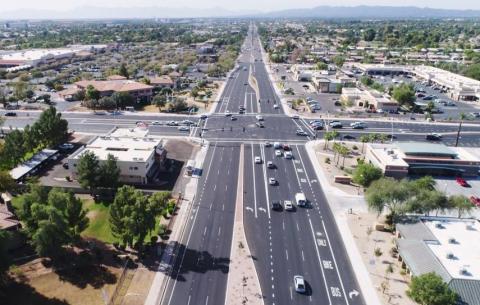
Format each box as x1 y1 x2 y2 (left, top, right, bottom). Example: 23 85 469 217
76 151 100 194
13 81 28 101
316 62 328 70
449 195 473 218
98 154 120 190
0 170 15 192
111 91 134 108
360 134 370 153
148 191 171 216
352 163 383 187
109 186 157 248
407 272 457 305
119 63 129 79
406 190 448 216
392 83 416 107
34 106 68 147
153 94 167 110
1 129 25 168
85 84 100 102
333 55 345 68
365 178 410 221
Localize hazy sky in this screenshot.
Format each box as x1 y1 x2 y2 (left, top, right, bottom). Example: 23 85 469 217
2 0 480 11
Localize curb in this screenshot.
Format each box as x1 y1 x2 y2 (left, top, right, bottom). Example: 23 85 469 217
304 140 382 305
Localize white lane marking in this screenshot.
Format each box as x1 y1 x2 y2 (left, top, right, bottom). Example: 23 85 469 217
218 227 221 236
166 143 219 305
260 144 271 219
308 218 333 305
285 249 289 261
205 295 209 305
301 250 305 261
250 143 258 218
322 220 350 305
204 227 207 236
187 295 191 305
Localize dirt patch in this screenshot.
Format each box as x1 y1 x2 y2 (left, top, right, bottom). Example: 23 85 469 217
347 212 416 305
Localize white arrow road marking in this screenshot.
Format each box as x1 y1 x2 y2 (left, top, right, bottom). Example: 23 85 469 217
246 207 254 212
348 290 360 299
258 207 267 213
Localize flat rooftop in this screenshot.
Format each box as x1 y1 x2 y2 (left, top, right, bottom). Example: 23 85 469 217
397 142 458 158
424 218 480 281
71 136 162 162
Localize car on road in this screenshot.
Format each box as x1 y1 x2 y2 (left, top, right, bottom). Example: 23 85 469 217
271 200 282 211
282 144 290 151
275 150 283 157
256 115 264 121
166 121 178 126
342 134 356 140
225 111 232 117
273 142 282 149
292 115 299 119
255 156 262 164
284 200 294 211
230 116 237 121
178 126 190 131
267 161 275 169
268 177 277 185
426 133 442 141
273 104 279 109
4 112 17 117
350 121 367 129
329 121 343 128
387 134 397 139
152 121 162 125
284 151 293 159
296 129 308 136
456 177 469 187
62 163 69 169
294 275 306 293
265 141 272 147
200 114 208 120
256 122 265 128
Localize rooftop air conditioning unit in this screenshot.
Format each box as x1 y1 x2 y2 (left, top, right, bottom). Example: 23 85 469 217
435 222 444 229
459 267 469 276
446 252 455 259
448 237 457 244
387 149 394 155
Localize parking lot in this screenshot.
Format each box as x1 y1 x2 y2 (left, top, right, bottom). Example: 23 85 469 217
373 75 480 120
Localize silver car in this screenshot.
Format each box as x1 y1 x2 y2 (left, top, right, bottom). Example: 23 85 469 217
294 275 306 293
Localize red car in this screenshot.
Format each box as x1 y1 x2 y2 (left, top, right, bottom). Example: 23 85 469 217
469 196 480 207
456 177 469 187
282 144 291 151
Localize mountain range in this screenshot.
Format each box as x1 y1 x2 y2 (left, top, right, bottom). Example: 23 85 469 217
1 5 480 20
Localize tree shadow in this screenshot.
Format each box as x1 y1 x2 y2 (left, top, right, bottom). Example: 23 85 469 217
144 242 230 282
0 276 70 305
42 247 118 289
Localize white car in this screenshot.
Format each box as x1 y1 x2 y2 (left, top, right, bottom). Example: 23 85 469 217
267 161 275 169
256 115 264 121
294 275 306 293
284 200 294 211
284 151 293 159
273 104 279 109
275 150 283 157
178 126 190 131
255 156 262 164
268 177 277 185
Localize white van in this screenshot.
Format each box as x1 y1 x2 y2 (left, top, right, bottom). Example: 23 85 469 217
295 193 306 207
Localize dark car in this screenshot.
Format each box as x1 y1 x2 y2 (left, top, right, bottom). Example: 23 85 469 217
426 134 442 141
4 112 17 117
271 200 282 211
342 135 356 140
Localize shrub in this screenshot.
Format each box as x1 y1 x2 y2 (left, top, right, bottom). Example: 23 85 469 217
325 157 331 164
374 247 383 257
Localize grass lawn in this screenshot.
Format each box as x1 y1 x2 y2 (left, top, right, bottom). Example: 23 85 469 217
82 200 119 244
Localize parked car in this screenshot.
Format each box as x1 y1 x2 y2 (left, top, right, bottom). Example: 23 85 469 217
4 112 17 117
456 177 469 187
58 143 74 150
426 133 442 141
296 130 308 136
469 196 480 207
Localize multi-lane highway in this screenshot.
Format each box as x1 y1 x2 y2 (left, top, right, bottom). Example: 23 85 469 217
3 23 480 305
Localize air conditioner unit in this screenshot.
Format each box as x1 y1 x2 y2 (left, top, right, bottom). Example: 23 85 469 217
448 237 457 244
446 252 455 259
459 267 469 276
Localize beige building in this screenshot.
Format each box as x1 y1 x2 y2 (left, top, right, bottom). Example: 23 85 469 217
341 87 398 112
74 79 154 102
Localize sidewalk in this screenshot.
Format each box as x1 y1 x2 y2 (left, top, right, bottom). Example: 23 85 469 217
224 144 264 305
143 141 210 305
304 140 382 305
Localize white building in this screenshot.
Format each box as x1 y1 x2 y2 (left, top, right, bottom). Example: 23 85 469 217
68 135 167 185
341 87 398 112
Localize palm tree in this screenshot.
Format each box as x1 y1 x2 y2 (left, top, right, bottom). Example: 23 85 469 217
360 134 370 153
332 142 341 165
455 113 466 147
340 145 350 168
368 133 378 143
378 133 388 144
323 132 334 150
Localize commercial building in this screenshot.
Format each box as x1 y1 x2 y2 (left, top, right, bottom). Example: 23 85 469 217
341 87 398 112
68 134 167 184
311 72 355 93
73 79 154 102
0 45 107 68
366 142 480 178
351 63 480 102
396 217 480 305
